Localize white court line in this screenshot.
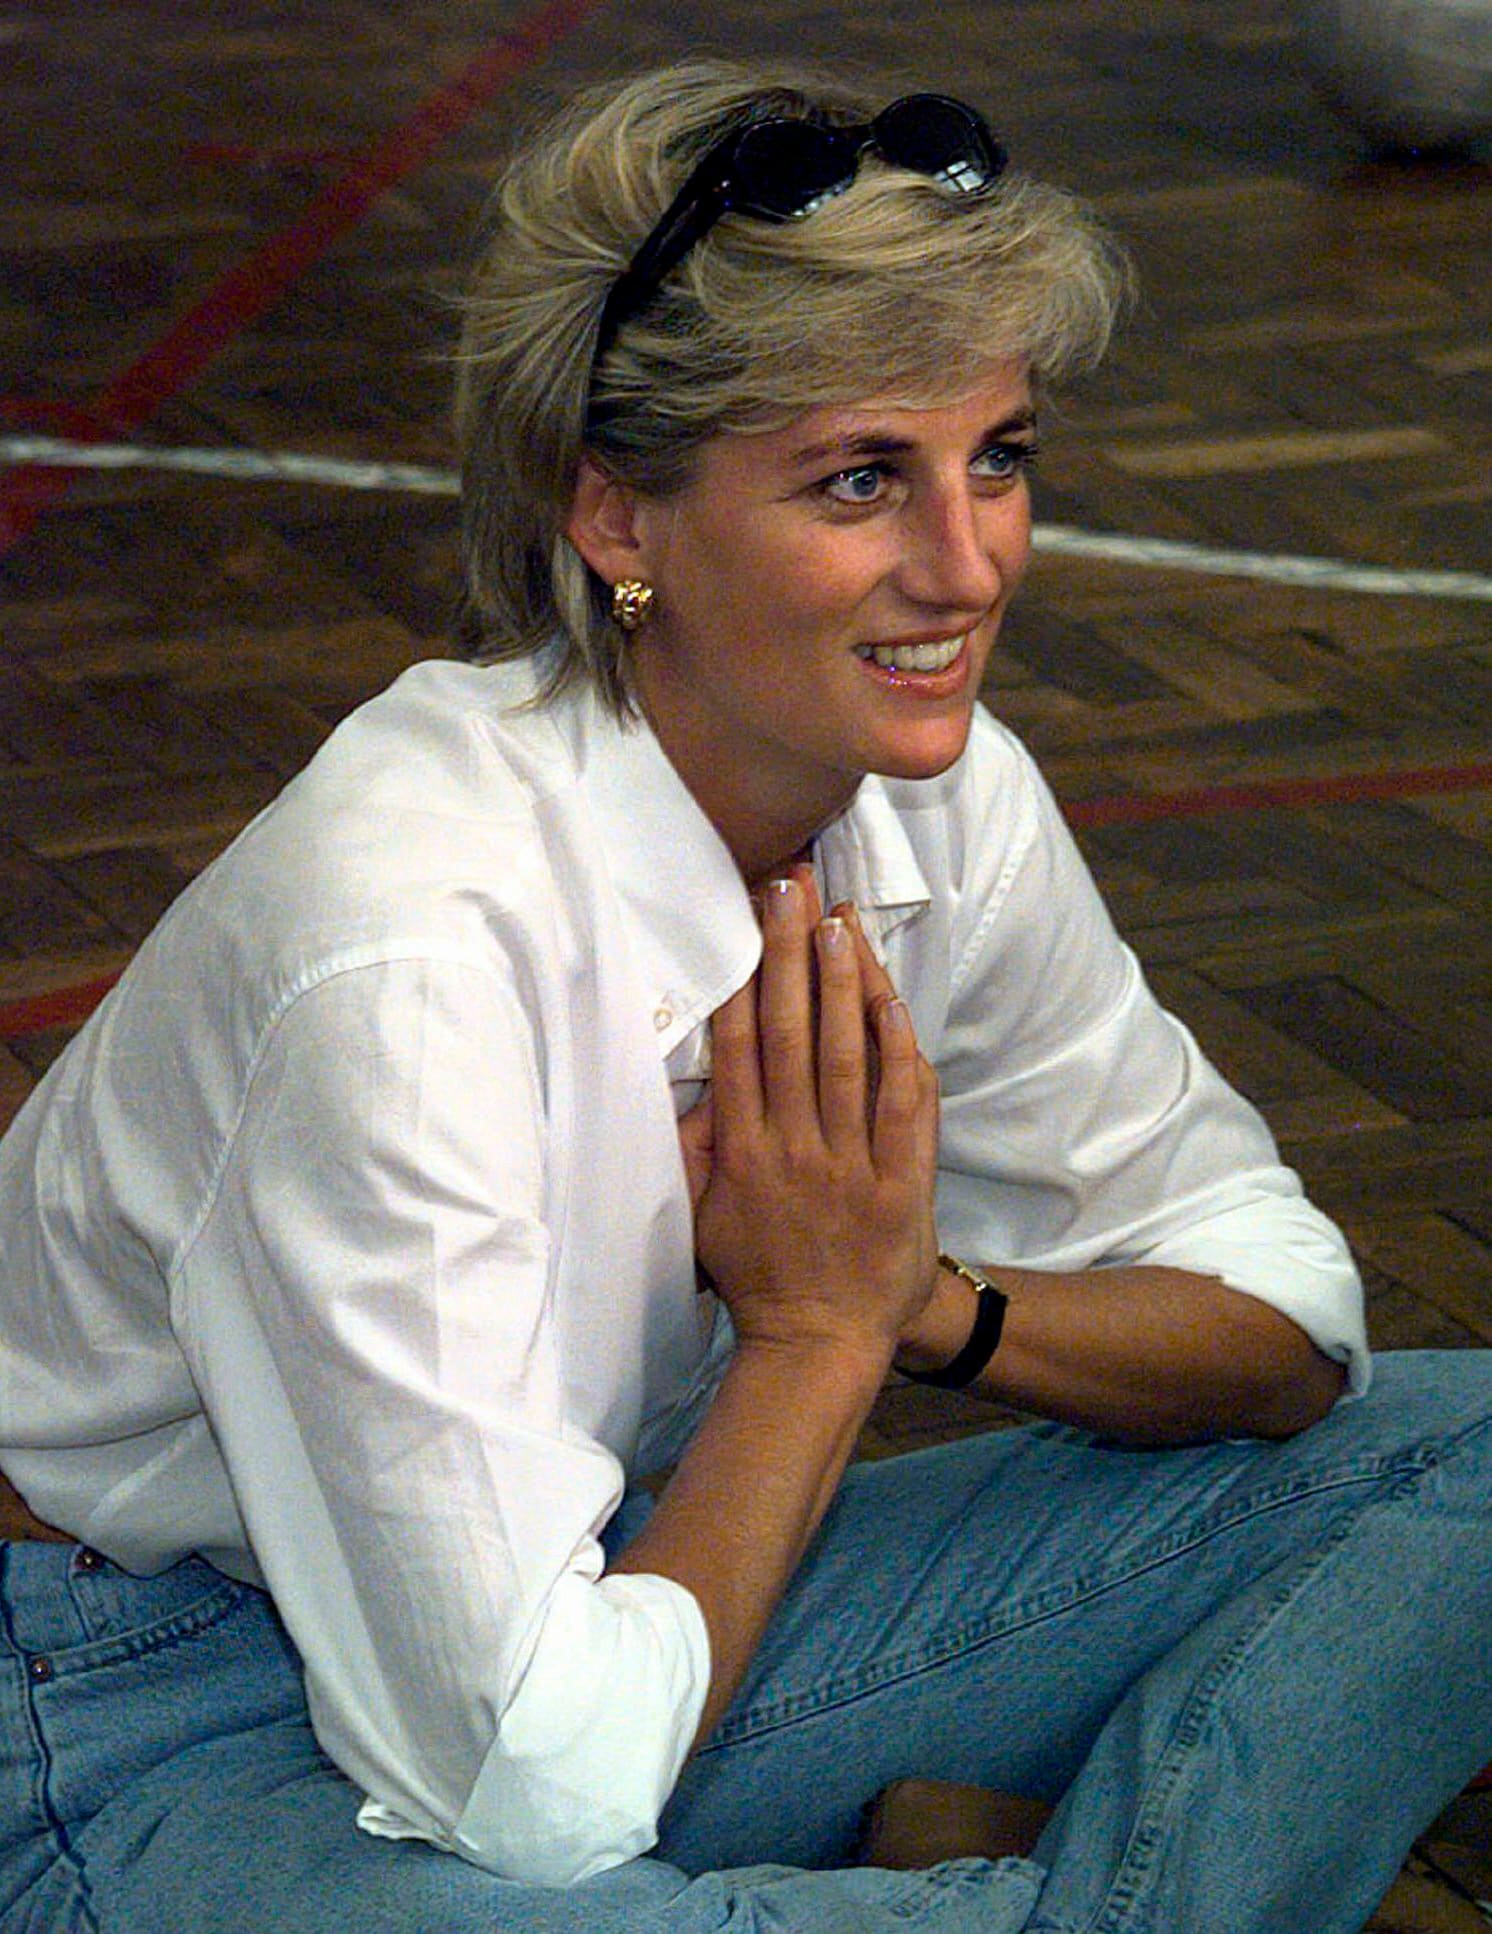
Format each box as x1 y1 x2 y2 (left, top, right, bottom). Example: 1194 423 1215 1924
1028 524 1492 602
0 436 461 498
5 434 1492 603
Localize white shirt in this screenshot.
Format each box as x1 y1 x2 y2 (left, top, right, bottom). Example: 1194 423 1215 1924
0 655 1368 1887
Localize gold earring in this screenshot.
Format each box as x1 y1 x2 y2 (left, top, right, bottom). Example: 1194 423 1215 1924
611 579 654 632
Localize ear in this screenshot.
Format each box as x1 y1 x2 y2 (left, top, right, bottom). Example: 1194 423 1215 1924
565 455 652 588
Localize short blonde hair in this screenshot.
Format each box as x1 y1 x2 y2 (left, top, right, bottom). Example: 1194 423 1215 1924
454 61 1131 711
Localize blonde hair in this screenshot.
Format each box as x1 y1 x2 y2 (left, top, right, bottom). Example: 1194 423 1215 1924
454 60 1132 711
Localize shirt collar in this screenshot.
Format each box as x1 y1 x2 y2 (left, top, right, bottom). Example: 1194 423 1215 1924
563 682 934 1059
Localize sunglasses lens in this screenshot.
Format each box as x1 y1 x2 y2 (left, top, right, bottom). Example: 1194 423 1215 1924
730 121 858 220
874 96 1006 194
592 93 1007 376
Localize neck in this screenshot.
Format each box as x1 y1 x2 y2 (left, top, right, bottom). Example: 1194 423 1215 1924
741 836 823 894
708 782 849 890
630 667 860 888
703 774 856 892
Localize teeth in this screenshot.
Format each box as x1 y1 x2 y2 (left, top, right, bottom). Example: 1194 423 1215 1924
855 635 965 673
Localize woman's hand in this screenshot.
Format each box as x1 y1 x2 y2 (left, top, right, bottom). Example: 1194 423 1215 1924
681 873 941 1369
622 876 938 1745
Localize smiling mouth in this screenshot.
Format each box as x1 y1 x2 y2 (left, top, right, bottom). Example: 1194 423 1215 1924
853 635 966 674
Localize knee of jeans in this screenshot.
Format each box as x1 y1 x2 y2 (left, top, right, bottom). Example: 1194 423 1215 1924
1360 1351 1492 1455
1380 1347 1492 1399
709 1859 1045 1933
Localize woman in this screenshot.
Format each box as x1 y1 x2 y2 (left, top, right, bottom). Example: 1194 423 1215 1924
1 60 1489 1934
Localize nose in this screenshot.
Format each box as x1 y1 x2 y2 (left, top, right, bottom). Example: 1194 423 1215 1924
895 478 1021 618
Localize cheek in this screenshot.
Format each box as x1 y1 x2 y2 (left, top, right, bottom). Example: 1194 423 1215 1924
770 533 890 623
972 509 1032 617
659 503 890 647
1004 495 1034 574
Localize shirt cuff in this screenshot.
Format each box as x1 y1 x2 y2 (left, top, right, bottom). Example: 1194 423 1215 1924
1140 1188 1371 1396
449 1569 711 1886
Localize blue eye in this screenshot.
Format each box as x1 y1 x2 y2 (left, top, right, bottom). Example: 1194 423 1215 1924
975 440 1039 484
824 464 887 504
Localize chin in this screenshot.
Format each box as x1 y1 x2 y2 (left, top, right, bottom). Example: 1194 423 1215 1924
870 723 976 782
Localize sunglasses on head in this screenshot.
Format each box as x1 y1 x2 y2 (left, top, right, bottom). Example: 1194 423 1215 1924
591 93 1009 370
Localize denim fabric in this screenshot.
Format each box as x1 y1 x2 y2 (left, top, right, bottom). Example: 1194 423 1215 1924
3 1351 1490 1933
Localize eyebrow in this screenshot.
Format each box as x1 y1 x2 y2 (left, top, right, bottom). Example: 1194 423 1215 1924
787 408 1039 469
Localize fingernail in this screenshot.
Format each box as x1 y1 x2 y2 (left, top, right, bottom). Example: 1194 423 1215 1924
764 877 796 919
882 998 912 1032
819 916 849 954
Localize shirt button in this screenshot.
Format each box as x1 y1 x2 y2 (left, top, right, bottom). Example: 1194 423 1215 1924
653 1005 673 1032
28 1657 54 1684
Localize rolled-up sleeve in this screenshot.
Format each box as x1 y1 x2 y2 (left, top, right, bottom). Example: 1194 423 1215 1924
172 953 711 1887
453 1569 707 1882
931 738 1369 1392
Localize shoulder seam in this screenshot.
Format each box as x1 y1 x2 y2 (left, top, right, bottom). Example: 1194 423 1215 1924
166 945 515 1286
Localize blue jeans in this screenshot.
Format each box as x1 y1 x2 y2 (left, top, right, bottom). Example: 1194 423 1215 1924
3 1351 1491 1933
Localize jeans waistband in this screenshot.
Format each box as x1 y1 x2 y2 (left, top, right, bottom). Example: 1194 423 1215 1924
0 1541 246 1662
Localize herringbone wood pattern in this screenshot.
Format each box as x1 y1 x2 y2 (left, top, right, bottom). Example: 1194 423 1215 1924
10 3 1483 1377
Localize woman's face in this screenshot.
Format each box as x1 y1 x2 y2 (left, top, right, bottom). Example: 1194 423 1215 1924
600 364 1036 875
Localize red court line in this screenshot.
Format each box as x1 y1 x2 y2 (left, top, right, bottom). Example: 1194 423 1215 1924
3 759 1489 1046
0 401 102 433
0 0 604 557
0 974 124 1043
1063 762 1492 829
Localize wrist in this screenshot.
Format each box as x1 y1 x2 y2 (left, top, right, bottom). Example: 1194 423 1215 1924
895 1256 1009 1389
733 1324 896 1397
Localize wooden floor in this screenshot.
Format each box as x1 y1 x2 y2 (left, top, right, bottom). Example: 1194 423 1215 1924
2 0 1491 1915
7 0 1488 1345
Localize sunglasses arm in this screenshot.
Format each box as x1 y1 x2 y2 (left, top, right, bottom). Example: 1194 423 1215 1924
593 154 737 365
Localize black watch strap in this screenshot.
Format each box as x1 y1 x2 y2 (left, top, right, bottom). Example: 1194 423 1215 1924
899 1254 1008 1389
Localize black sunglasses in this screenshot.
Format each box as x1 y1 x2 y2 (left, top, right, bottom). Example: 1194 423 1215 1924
591 93 1008 370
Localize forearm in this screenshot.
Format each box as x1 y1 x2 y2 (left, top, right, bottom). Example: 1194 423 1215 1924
609 1330 890 1746
898 1262 1346 1444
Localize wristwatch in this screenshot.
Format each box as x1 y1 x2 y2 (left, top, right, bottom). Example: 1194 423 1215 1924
899 1253 1009 1389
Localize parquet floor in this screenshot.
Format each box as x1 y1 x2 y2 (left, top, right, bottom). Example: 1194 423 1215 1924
2 0 1491 1913
10 0 1487 1356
